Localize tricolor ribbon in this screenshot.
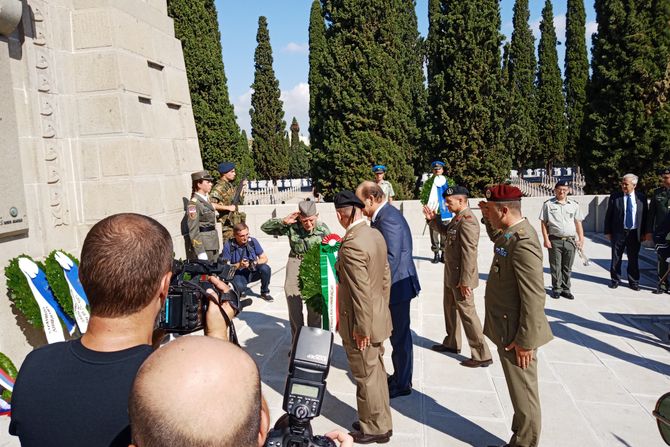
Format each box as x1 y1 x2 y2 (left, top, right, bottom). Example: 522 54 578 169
0 368 14 393
54 251 90 333
319 234 341 331
17 257 76 343
0 397 10 416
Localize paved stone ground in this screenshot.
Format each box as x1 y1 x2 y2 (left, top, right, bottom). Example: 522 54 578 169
1 231 668 446
236 232 670 447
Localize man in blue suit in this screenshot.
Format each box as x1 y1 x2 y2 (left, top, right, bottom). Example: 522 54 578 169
357 181 421 398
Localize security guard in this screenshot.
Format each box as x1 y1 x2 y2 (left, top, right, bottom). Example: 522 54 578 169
187 170 220 261
539 180 585 300
424 186 492 368
480 184 553 447
210 162 245 245
260 200 330 342
647 168 670 293
372 165 395 202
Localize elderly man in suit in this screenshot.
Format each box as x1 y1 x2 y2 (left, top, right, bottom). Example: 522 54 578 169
334 190 393 445
423 185 492 368
604 173 651 290
357 181 421 398
480 184 553 447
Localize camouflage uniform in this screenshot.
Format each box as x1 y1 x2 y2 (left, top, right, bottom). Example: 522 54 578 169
186 194 220 261
261 216 330 339
210 179 244 245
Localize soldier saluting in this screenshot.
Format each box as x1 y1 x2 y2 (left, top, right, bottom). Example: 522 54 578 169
480 184 553 447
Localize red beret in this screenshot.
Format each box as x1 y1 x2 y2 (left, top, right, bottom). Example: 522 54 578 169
485 184 523 202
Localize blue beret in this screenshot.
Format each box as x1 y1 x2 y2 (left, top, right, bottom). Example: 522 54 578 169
218 162 235 174
431 160 445 168
372 165 387 173
555 180 570 188
443 185 469 198
658 168 670 176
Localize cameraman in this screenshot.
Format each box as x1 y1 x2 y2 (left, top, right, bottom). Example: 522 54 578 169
129 336 353 447
220 223 273 302
9 213 235 447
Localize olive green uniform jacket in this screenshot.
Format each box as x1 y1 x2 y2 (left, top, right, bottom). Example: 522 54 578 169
186 194 220 261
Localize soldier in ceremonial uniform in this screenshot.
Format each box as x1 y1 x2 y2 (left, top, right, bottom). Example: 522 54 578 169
260 200 330 342
424 160 453 263
334 191 393 444
424 186 492 368
480 184 553 447
372 165 395 202
539 180 585 300
210 162 245 245
647 168 670 293
186 170 219 262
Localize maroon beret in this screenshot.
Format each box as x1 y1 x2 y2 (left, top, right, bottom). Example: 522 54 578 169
485 184 523 202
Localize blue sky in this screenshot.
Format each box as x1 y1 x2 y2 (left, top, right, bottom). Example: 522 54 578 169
214 0 597 139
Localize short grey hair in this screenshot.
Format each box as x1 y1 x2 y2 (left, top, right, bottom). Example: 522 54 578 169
622 173 639 185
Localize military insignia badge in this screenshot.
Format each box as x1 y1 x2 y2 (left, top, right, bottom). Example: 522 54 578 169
495 247 508 257
485 189 492 199
187 205 197 219
446 187 454 195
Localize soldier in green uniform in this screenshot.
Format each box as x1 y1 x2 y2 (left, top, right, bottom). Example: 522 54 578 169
647 168 670 293
261 200 330 343
210 162 246 246
539 180 585 300
186 171 220 262
479 184 553 447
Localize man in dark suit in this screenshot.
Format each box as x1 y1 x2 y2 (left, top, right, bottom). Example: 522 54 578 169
604 173 651 290
357 181 421 398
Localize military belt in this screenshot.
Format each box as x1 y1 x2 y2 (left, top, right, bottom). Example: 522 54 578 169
199 225 215 232
549 235 575 241
289 253 304 260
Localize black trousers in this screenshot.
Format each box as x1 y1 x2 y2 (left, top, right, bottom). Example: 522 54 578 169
610 230 641 284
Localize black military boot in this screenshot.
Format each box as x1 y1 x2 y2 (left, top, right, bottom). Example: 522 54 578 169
432 252 440 264
439 251 445 263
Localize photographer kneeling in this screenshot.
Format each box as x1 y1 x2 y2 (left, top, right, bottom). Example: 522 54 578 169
9 213 236 447
129 336 352 447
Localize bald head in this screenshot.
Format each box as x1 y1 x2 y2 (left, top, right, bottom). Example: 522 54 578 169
129 337 264 447
356 181 385 218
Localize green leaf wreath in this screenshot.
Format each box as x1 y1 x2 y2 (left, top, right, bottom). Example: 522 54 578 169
44 250 82 319
298 244 324 315
5 256 44 328
0 352 17 401
420 175 456 205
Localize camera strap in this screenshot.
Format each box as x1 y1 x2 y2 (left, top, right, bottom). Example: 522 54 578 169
217 302 239 346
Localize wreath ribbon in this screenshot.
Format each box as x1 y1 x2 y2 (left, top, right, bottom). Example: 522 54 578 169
319 234 341 331
54 251 90 333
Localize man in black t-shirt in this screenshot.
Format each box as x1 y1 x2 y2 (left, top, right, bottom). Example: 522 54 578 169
9 213 232 447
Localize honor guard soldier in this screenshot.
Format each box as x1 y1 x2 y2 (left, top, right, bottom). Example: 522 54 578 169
260 200 330 342
424 186 492 368
647 168 670 293
372 165 395 202
539 180 585 299
210 162 245 245
480 184 553 447
187 170 220 262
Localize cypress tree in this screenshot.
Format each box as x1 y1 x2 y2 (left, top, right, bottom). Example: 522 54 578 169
167 0 252 176
250 16 288 183
564 0 589 165
536 0 567 173
288 117 310 178
308 1 327 156
426 0 510 193
507 0 538 170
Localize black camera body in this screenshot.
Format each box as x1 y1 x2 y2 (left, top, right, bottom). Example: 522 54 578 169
158 259 238 334
265 327 336 447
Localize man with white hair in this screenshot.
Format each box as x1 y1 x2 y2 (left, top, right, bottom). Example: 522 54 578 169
604 173 650 290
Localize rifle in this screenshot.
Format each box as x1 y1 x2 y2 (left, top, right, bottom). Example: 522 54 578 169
228 172 248 226
232 172 248 207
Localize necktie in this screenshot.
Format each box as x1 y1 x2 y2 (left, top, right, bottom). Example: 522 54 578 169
625 194 634 229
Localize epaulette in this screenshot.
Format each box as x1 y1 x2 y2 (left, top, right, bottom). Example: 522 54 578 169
514 228 530 241
189 197 197 203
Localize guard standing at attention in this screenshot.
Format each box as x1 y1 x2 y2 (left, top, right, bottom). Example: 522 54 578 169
539 180 585 300
260 200 330 342
372 165 395 202
187 170 219 262
480 184 553 447
424 186 492 368
425 160 453 263
210 162 245 245
647 168 670 293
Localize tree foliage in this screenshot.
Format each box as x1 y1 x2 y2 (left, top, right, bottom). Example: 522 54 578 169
167 0 252 176
308 0 327 156
289 117 311 178
564 0 589 165
250 16 289 183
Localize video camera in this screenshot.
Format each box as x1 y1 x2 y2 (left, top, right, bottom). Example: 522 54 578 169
265 327 337 447
158 259 240 335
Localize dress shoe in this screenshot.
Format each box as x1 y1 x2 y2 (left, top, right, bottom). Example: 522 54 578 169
431 252 440 264
389 386 412 398
460 358 493 368
348 430 391 444
560 291 574 300
352 422 393 436
608 281 619 289
431 344 460 354
260 293 274 302
550 290 560 299
629 283 640 291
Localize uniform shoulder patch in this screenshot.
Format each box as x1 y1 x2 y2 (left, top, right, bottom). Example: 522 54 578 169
187 204 197 219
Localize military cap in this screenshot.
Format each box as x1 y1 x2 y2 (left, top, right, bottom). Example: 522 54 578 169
658 168 670 176
485 184 523 202
191 170 214 182
431 160 446 169
334 190 365 209
443 185 469 198
372 164 387 173
298 200 317 217
217 162 235 174
554 179 570 188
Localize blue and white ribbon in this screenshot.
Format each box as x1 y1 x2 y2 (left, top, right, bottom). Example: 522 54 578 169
54 251 90 333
